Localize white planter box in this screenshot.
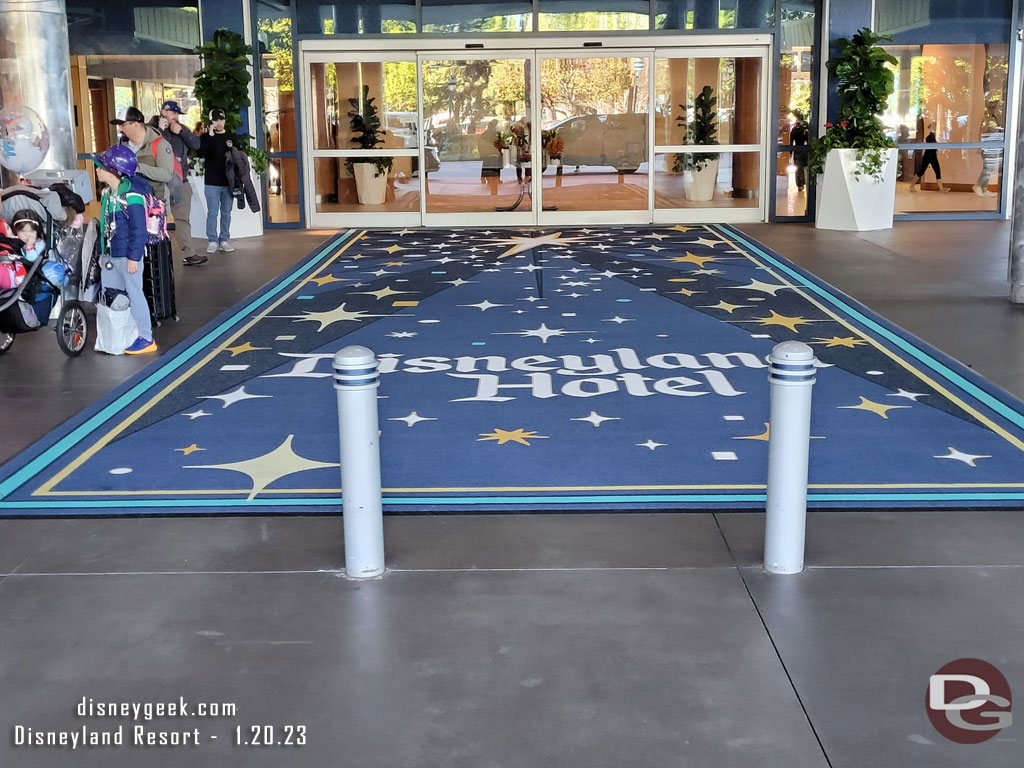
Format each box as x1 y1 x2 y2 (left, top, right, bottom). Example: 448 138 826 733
815 148 897 231
189 176 263 240
686 157 720 202
353 162 388 205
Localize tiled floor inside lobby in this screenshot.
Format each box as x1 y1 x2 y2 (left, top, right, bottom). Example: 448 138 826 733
2 221 1023 767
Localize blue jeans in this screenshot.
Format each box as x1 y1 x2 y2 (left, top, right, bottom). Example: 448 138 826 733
204 184 233 243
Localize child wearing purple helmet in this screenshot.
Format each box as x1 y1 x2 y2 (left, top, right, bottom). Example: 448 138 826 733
94 144 157 354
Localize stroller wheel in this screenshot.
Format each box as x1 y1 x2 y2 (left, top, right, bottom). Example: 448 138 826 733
0 332 13 355
56 301 88 357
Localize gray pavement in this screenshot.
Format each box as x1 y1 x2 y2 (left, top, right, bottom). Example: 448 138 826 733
2 222 1024 766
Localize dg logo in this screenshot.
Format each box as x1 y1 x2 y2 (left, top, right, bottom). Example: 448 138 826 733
926 659 1013 744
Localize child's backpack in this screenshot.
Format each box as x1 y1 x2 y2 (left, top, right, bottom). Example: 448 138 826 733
144 194 168 244
151 137 184 207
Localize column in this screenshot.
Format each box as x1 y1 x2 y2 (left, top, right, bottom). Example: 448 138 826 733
0 0 77 184
732 57 760 198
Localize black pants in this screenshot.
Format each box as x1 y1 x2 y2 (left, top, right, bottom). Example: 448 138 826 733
917 153 941 180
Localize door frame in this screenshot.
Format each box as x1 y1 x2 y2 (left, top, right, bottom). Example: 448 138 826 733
418 49 539 228
299 34 773 229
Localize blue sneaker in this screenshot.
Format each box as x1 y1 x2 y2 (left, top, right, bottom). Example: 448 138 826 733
124 337 157 355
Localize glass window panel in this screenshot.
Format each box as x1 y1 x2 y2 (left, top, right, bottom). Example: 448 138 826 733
655 57 762 146
896 148 1002 213
875 0 1012 45
267 158 301 223
775 149 809 217
539 56 650 212
539 1 650 31
779 1 815 145
257 6 297 153
67 0 200 55
656 0 774 30
883 44 1009 144
655 151 760 208
420 58 534 214
422 1 533 32
309 60 418 151
314 156 420 213
296 1 416 34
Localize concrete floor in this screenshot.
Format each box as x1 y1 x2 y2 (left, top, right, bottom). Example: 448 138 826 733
2 222 1024 767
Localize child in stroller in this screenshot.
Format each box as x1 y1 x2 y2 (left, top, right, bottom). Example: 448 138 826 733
11 210 48 263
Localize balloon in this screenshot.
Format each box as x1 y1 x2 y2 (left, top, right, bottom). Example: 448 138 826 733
0 105 50 175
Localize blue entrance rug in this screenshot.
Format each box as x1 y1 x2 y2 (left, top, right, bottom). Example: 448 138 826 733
3 225 1024 515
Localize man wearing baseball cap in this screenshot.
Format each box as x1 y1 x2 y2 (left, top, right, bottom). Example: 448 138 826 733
195 108 237 263
154 100 200 265
111 106 175 208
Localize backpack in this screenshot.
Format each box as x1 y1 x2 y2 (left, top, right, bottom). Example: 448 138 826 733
144 194 168 244
151 137 184 207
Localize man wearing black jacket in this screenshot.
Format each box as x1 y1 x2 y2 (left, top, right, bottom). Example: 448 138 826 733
155 100 200 265
193 108 236 265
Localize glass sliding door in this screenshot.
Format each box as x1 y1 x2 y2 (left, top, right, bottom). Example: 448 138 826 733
653 48 768 222
537 51 652 224
419 53 536 226
302 53 421 228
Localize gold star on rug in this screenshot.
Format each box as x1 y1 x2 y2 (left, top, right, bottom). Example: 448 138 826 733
812 336 868 348
733 423 826 442
667 277 699 284
222 341 270 357
272 302 392 332
752 311 814 332
381 244 404 254
306 274 344 287
175 443 205 456
184 435 339 500
669 225 697 233
384 261 407 267
669 251 717 268
671 288 702 297
700 301 749 314
734 423 771 442
478 428 550 446
838 397 911 419
349 253 368 260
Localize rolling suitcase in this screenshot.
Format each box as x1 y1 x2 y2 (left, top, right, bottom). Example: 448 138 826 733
142 238 178 325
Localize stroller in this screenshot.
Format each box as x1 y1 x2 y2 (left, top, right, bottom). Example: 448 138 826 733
0 186 91 357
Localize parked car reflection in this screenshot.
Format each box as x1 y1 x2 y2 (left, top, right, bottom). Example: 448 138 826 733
547 113 648 173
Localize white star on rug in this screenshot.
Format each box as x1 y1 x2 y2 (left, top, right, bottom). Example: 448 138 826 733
388 411 438 428
603 316 635 324
933 447 992 467
637 439 666 451
184 434 338 500
571 411 621 428
199 386 273 409
484 231 592 256
495 323 593 344
182 409 212 420
888 389 928 401
386 331 417 338
460 300 510 312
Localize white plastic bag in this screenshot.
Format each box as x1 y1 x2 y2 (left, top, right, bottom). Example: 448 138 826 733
94 302 138 355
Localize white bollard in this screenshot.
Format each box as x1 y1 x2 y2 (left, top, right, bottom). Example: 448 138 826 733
763 341 816 575
333 345 385 579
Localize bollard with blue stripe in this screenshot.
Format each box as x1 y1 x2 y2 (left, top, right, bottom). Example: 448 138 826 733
763 341 817 575
333 345 385 579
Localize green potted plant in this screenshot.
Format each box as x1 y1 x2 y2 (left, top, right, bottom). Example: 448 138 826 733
673 85 720 202
810 27 899 230
346 85 392 205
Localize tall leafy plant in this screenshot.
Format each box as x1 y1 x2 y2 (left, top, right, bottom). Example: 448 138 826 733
809 28 898 180
673 85 720 172
192 28 269 173
346 85 392 178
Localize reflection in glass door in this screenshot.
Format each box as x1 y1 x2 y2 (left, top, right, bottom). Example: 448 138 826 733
538 52 652 221
653 50 767 222
420 54 534 225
